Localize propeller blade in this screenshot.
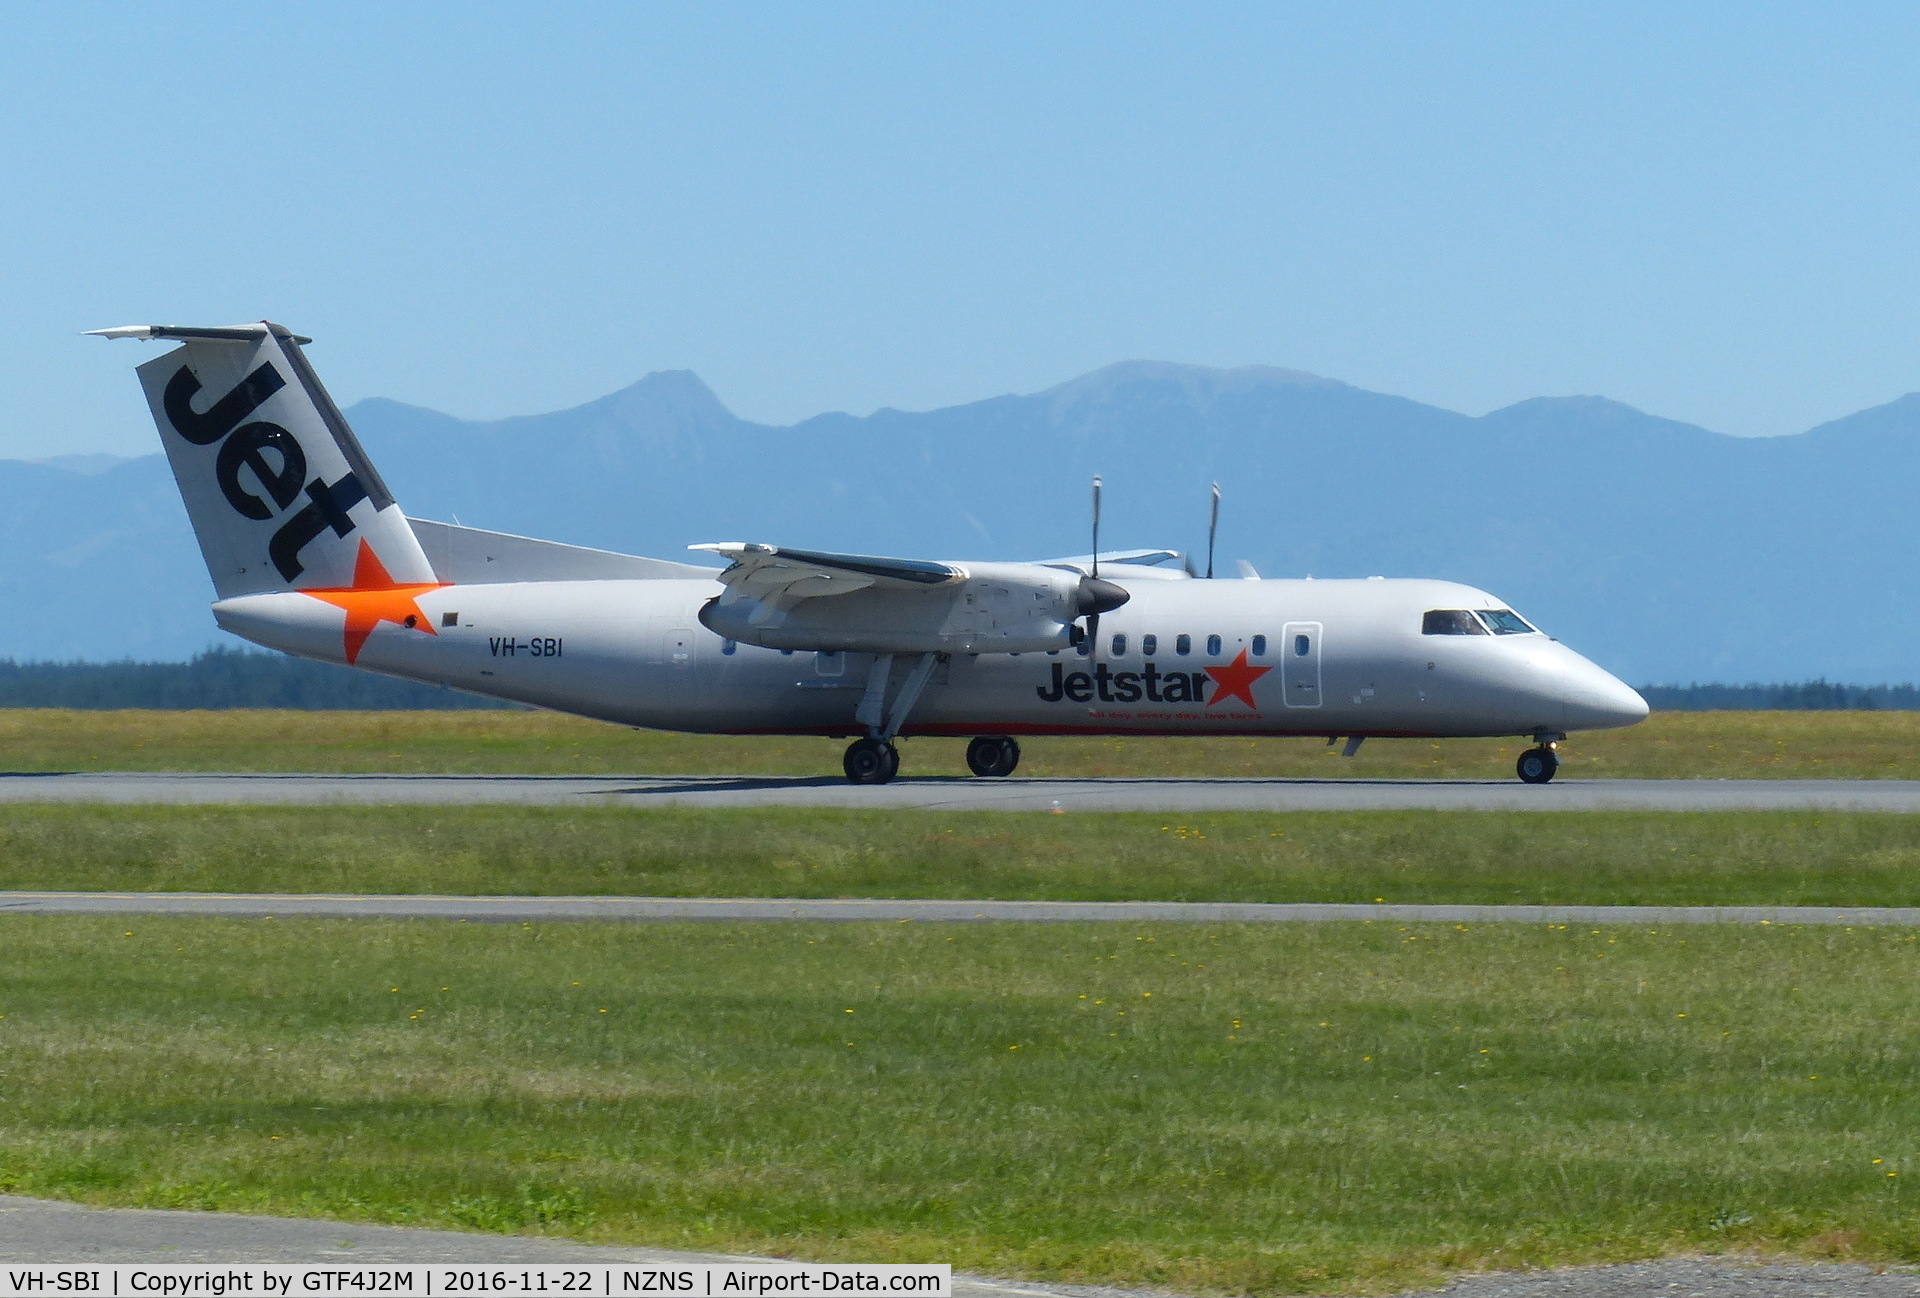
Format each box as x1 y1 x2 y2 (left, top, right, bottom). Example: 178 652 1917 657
1090 474 1103 580
1206 481 1220 580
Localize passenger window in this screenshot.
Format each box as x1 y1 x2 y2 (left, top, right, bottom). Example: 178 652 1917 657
1294 633 1310 657
1141 633 1158 656
722 639 737 656
1111 633 1127 657
1476 609 1537 635
1251 634 1267 657
1206 634 1222 656
1175 634 1191 655
1422 610 1488 636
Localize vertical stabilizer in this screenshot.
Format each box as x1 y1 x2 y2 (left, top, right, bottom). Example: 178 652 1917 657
102 322 435 598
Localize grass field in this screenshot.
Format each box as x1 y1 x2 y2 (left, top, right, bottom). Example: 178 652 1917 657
7 708 1920 779
2 918 1917 1294
6 805 1920 906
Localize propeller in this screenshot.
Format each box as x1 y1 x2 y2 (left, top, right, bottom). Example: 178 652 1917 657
1076 473 1128 656
1205 481 1220 579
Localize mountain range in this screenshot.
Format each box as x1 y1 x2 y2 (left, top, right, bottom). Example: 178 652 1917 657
7 360 1918 686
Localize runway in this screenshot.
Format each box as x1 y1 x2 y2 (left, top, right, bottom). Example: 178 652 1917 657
7 771 1920 811
0 1197 1095 1298
3 1199 1918 1298
4 892 1917 925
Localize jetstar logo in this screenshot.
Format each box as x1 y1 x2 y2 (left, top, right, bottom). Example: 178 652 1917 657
1036 649 1272 708
162 361 371 582
299 539 447 664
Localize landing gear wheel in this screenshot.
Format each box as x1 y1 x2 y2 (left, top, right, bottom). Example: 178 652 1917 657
1516 746 1559 784
844 737 900 785
966 735 1021 777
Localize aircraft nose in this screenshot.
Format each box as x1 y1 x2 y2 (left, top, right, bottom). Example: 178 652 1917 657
1556 654 1649 731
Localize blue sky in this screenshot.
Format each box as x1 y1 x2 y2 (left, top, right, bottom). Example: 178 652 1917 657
6 3 1920 457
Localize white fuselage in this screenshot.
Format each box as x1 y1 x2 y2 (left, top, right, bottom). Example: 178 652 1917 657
213 573 1649 740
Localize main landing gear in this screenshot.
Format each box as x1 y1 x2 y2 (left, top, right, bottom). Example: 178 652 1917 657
1516 732 1564 784
843 736 901 785
841 651 941 785
966 735 1021 777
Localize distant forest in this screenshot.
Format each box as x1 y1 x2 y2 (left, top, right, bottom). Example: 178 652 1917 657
0 648 512 710
0 650 1910 711
1638 681 1920 711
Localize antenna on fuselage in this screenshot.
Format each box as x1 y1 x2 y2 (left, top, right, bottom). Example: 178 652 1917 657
1205 481 1220 579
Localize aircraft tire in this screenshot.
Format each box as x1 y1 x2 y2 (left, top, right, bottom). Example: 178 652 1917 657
966 735 1021 777
1516 746 1559 784
844 737 898 785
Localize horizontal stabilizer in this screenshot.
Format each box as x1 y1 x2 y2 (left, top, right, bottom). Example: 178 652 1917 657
88 323 312 344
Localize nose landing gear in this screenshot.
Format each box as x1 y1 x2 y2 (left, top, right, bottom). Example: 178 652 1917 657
965 735 1021 777
1516 732 1564 784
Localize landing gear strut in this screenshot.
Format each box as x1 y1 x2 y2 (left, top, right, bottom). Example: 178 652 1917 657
844 736 900 785
966 735 1021 777
841 651 941 784
1516 734 1562 785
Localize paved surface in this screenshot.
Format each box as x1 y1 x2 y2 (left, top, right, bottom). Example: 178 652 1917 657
1425 1258 1920 1298
0 1196 1116 1298
6 772 1920 812
0 1201 1913 1298
3 893 1917 925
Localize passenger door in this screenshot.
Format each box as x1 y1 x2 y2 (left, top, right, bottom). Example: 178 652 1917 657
1281 621 1322 708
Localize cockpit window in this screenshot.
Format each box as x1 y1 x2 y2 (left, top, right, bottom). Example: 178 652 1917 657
1422 609 1488 636
1475 609 1538 635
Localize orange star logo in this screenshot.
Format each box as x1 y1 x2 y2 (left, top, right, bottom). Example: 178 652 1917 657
1204 648 1273 709
299 540 449 665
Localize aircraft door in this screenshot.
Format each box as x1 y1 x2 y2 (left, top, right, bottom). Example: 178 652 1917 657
1281 621 1322 708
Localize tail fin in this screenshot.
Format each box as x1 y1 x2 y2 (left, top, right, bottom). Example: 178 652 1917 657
93 322 435 597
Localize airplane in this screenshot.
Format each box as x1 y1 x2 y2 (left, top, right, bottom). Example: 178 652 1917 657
93 321 1649 785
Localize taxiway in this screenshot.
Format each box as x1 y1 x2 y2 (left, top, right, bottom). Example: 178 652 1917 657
3 772 1919 811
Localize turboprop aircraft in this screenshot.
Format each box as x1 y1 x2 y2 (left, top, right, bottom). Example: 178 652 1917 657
94 321 1648 784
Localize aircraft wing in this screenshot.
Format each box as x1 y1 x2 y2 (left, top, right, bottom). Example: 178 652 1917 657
689 543 964 605
1035 548 1181 572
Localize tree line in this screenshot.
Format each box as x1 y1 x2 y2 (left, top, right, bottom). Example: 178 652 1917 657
0 648 512 710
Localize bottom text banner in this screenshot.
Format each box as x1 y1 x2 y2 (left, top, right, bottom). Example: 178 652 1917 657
0 1267 951 1298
